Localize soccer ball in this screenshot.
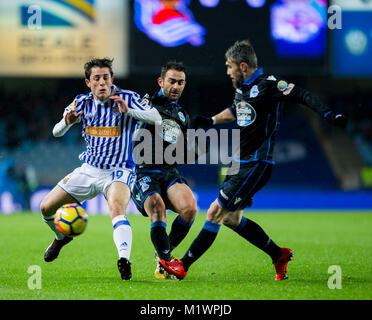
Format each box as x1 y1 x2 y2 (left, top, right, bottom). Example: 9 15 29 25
54 203 88 237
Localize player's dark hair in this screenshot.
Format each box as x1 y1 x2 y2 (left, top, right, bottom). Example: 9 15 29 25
160 61 186 79
84 57 114 80
225 40 258 69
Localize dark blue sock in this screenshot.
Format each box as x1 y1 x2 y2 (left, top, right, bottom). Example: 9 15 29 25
182 220 221 271
234 216 282 261
150 221 171 261
169 215 194 251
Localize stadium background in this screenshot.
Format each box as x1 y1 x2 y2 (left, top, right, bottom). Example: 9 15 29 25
0 0 372 215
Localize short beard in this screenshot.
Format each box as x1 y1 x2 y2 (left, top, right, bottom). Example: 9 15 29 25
232 72 245 89
164 89 179 101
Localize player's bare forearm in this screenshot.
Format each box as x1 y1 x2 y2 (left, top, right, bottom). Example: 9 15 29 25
213 108 235 124
191 108 235 128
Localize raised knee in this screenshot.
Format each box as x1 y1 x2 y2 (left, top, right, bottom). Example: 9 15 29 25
178 200 197 222
206 200 225 223
149 194 165 212
222 213 240 229
222 216 236 228
40 199 50 217
109 199 128 216
146 194 166 220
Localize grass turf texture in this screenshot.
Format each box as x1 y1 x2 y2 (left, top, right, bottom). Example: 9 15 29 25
0 211 371 300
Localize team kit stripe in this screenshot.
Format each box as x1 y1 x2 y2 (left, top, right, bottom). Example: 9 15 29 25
67 86 148 169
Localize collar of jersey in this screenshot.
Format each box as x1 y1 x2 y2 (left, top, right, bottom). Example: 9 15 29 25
158 89 178 105
241 68 263 87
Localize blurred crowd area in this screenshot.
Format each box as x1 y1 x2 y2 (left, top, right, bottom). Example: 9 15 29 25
1 77 372 211
0 88 79 150
1 79 371 163
328 92 372 165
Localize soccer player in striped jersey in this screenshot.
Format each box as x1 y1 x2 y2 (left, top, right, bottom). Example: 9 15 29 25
40 57 161 280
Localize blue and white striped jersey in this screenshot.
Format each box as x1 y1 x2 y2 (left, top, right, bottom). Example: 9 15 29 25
63 85 151 170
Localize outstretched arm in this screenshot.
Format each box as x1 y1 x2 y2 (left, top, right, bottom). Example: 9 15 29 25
53 108 83 137
271 80 347 128
191 108 235 129
110 95 162 125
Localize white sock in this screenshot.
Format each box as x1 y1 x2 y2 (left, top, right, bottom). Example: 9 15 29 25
112 215 132 260
43 214 65 240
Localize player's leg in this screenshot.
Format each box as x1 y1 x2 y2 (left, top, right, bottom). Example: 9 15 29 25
105 181 133 280
160 199 229 279
223 210 293 280
40 185 78 262
166 182 197 252
222 210 283 261
40 185 78 237
143 193 172 262
180 199 227 269
132 174 174 279
220 161 293 280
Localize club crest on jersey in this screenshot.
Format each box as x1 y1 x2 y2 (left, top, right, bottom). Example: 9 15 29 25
178 112 185 122
236 101 256 127
160 119 182 144
250 85 259 98
277 80 288 92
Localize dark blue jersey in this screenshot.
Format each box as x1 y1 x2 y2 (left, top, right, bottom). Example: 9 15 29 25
134 93 191 170
229 68 332 163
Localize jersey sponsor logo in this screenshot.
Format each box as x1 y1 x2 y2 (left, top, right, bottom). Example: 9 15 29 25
283 83 295 95
178 111 185 122
277 80 288 91
85 126 120 137
250 85 259 98
160 119 182 144
236 101 257 127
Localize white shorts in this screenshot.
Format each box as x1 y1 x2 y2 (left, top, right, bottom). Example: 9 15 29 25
57 163 136 204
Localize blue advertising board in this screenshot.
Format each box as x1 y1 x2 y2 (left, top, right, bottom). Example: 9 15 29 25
332 10 372 76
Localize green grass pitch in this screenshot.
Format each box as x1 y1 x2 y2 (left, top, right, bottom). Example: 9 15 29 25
0 211 371 300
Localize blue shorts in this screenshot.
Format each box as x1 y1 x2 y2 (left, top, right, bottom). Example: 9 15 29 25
131 167 187 216
218 161 273 211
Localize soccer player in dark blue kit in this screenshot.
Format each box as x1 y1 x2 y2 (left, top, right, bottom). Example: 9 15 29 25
160 40 347 280
132 61 198 279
